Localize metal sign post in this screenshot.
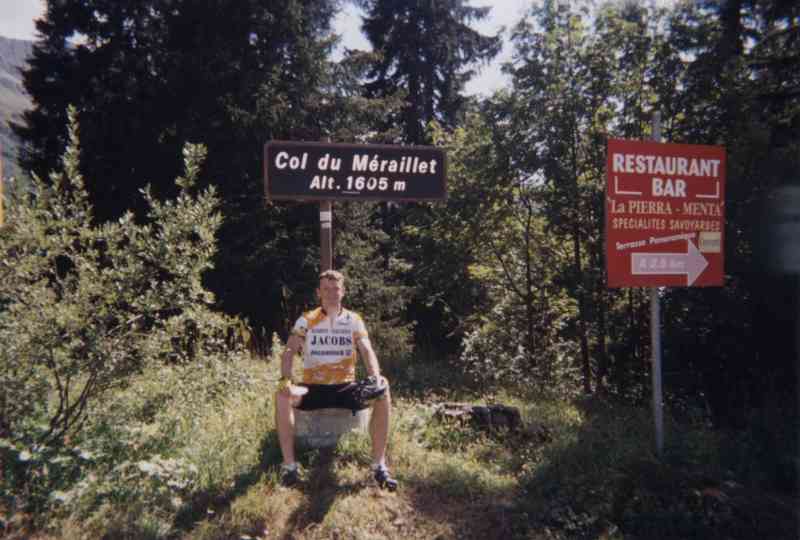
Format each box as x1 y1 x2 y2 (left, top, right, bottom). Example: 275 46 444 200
651 113 664 458
264 140 447 272
605 115 727 458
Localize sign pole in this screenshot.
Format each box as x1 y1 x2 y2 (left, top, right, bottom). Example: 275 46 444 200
264 140 447 273
651 112 664 459
320 201 332 272
606 115 725 457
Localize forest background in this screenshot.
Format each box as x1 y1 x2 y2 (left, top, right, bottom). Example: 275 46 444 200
0 0 798 538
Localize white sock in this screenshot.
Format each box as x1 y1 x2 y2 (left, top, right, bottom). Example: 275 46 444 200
372 461 387 472
282 462 298 472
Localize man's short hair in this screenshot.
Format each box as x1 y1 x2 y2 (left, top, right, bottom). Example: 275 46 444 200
319 269 345 284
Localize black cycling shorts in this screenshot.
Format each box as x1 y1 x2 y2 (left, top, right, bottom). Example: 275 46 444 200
295 383 369 412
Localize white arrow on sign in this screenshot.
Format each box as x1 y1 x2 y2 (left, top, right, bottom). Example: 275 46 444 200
631 239 708 286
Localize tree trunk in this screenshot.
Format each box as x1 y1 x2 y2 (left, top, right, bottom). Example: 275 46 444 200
573 225 591 394
525 201 536 365
597 288 608 392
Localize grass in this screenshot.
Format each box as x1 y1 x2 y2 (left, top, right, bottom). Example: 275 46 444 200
2 350 797 539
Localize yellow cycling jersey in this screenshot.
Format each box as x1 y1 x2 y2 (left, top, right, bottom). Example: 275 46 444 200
291 307 368 384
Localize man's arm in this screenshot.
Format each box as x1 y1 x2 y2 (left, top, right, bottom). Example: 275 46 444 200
356 336 381 379
281 334 303 381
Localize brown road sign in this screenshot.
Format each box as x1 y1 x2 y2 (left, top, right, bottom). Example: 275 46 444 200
264 141 447 202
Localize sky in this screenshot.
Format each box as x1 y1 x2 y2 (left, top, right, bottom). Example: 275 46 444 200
0 0 529 96
0 0 43 41
333 1 531 96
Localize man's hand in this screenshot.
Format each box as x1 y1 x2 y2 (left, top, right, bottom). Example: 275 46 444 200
342 375 388 409
277 379 308 398
277 377 293 396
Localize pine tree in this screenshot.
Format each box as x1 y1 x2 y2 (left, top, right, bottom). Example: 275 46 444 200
12 0 349 333
14 0 338 221
357 0 501 144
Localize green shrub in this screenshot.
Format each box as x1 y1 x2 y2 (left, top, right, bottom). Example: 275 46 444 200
459 288 583 399
0 106 249 518
48 357 273 536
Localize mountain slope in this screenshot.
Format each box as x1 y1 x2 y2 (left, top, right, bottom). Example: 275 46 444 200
0 35 33 180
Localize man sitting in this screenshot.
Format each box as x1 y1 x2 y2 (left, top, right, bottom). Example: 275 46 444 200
274 270 398 490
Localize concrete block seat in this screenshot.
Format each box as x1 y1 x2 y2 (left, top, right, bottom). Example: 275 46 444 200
295 407 371 449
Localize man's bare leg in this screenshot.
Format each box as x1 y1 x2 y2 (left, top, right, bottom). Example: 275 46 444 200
369 386 391 465
369 385 397 490
275 391 299 466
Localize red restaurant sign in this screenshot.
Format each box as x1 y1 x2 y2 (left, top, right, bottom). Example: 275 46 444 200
606 139 726 287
